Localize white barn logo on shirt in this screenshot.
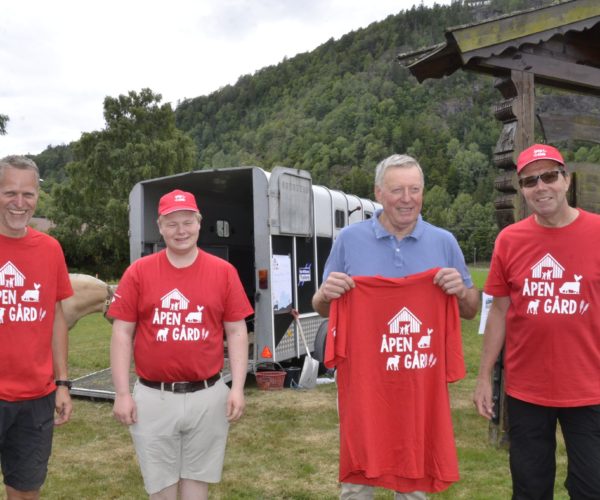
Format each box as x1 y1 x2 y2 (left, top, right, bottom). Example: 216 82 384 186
387 307 421 335
530 253 564 280
160 289 190 311
0 261 26 288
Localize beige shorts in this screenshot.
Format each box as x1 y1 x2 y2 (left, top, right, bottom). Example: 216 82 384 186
130 379 230 494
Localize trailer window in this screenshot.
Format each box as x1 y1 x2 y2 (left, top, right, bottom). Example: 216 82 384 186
216 220 230 238
335 209 345 228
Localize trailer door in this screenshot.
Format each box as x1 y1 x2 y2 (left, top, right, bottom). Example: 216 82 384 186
262 167 315 362
268 167 313 237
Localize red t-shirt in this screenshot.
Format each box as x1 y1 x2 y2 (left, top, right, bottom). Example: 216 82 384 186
109 249 253 381
485 209 600 407
0 229 73 401
325 269 464 493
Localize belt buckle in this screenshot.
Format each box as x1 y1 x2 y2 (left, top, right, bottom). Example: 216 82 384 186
171 382 187 393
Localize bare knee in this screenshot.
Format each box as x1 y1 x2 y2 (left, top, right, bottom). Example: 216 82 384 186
149 483 178 500
6 485 41 500
180 479 208 500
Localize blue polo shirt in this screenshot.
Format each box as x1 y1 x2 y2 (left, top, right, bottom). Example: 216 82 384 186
323 210 473 287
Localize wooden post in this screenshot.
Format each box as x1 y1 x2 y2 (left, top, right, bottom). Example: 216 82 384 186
489 69 535 448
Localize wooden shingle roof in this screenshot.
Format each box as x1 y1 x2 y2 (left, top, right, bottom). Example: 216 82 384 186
400 0 600 95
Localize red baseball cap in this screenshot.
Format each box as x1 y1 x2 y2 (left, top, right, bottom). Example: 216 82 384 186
158 189 199 215
517 144 565 174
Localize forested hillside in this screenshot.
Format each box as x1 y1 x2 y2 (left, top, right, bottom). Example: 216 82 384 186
175 1 502 201
35 0 599 276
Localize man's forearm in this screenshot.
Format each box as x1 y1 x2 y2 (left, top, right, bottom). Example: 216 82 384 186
312 287 331 317
458 286 480 320
52 303 69 380
225 322 249 391
111 322 134 395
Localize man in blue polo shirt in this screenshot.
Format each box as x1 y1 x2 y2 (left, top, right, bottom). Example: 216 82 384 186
312 153 479 500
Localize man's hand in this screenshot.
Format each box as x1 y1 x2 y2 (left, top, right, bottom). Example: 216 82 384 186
312 272 356 317
226 386 245 422
434 267 479 319
473 377 495 420
113 393 137 426
319 272 355 302
54 386 73 426
433 268 467 299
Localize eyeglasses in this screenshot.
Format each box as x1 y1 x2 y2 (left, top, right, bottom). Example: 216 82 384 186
518 170 565 189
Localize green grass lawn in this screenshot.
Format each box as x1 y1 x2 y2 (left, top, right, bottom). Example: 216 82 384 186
1 267 571 498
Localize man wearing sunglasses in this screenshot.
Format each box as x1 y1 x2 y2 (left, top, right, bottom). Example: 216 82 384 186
474 144 600 499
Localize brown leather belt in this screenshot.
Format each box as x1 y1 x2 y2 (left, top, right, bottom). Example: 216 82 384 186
139 374 221 393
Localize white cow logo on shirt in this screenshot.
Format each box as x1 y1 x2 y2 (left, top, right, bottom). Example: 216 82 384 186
184 305 204 323
21 283 41 302
417 329 433 349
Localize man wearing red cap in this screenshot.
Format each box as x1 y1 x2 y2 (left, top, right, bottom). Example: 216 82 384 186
109 189 253 500
474 144 600 498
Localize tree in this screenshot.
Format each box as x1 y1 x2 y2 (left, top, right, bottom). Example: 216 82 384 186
464 202 498 262
33 144 74 184
0 114 8 135
423 185 451 227
448 141 491 194
48 89 196 277
447 193 498 263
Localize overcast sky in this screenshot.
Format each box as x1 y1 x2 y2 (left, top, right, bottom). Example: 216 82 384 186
1 0 451 157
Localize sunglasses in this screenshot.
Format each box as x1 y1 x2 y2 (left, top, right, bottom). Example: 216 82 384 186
518 169 565 189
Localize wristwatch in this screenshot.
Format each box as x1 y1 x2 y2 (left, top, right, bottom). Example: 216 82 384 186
55 380 73 390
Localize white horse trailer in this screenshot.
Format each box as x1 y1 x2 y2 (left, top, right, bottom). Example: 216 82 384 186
128 166 380 372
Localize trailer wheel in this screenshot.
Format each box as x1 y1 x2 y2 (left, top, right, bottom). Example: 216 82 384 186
313 319 328 363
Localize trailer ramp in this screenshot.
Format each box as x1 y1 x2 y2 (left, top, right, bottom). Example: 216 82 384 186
71 365 238 401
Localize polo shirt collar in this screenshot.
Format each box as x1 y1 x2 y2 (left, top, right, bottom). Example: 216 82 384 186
372 209 425 240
